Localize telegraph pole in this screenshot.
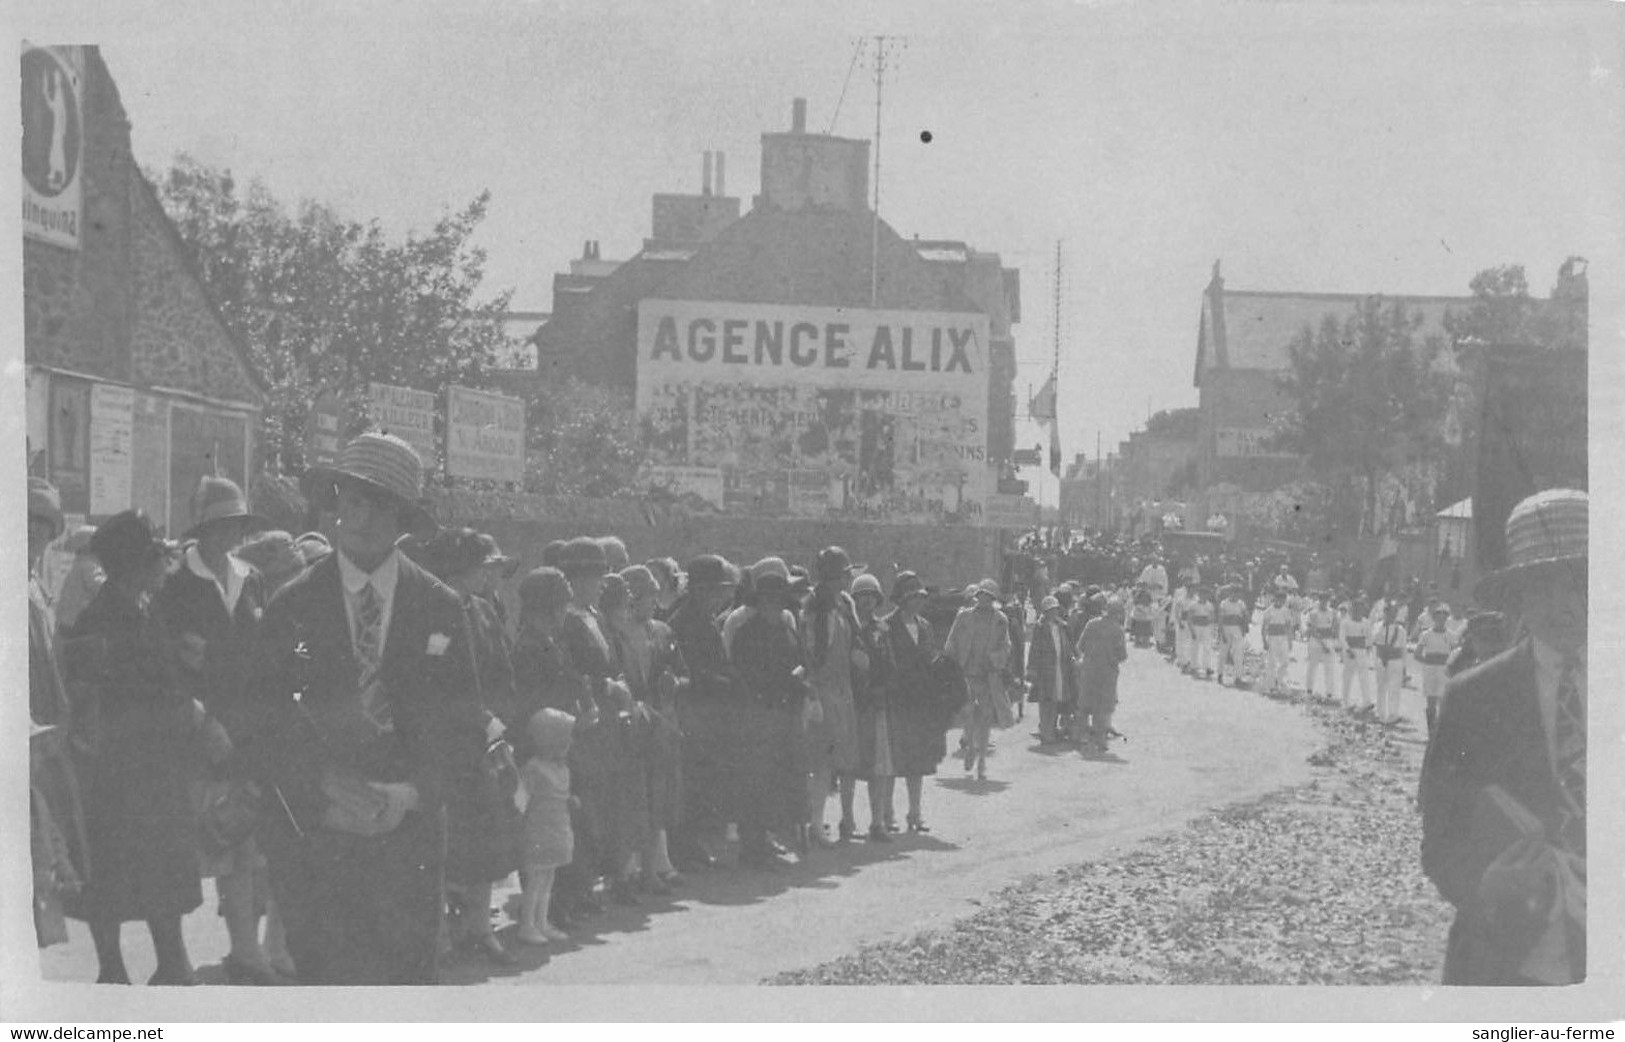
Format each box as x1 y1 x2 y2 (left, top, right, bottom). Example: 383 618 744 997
869 34 904 307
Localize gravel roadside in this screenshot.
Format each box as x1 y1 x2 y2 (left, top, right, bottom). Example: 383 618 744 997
769 685 1455 986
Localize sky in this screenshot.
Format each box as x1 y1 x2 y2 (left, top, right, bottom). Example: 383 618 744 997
14 0 1623 503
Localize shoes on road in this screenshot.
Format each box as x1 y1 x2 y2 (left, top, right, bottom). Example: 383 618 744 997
906 816 930 833
867 824 892 843
222 955 294 986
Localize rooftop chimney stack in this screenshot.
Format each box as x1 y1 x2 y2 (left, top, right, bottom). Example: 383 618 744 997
702 151 713 196
792 97 807 134
715 151 726 197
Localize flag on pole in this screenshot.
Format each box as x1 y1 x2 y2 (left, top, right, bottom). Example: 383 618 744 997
1049 418 1062 476
1028 374 1057 422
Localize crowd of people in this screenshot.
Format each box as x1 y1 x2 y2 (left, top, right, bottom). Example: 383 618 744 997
25 432 1067 986
25 430 1586 988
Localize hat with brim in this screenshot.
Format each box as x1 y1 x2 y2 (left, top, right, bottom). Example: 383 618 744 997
475 532 523 577
972 578 1001 601
685 554 738 590
27 477 64 539
1475 488 1587 605
750 556 792 597
891 571 932 603
1039 596 1061 613
556 536 610 576
300 432 436 539
814 545 867 583
88 509 179 573
185 475 271 540
850 573 884 602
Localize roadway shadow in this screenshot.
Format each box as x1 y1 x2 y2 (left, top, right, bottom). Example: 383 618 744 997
1076 747 1130 766
934 775 1013 795
435 924 556 985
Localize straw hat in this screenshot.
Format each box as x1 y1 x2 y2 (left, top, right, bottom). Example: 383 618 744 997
185 475 269 540
1476 488 1587 605
972 578 1001 601
300 432 436 539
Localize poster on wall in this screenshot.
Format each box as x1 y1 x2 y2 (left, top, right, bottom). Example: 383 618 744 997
170 405 249 536
131 392 171 530
445 384 526 483
48 376 91 514
635 299 993 525
89 383 135 517
20 44 84 250
367 382 438 466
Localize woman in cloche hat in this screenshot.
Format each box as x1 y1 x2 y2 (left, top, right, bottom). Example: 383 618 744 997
64 510 203 985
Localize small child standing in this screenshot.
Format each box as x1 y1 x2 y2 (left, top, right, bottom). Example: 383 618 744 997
517 707 577 946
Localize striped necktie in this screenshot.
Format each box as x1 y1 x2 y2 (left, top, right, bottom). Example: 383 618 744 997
354 583 391 731
1553 659 1584 854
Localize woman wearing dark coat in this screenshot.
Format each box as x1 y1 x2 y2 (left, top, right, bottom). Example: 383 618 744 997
729 559 810 868
878 572 950 832
62 510 205 985
402 527 522 966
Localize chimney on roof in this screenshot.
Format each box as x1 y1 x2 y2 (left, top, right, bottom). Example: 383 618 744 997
792 97 807 134
702 151 713 196
715 151 726 197
583 240 591 259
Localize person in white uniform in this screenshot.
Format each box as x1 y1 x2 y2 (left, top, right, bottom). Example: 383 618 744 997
1413 603 1457 738
1302 590 1340 701
1340 596 1374 713
1372 601 1409 724
1259 589 1296 694
1186 585 1215 678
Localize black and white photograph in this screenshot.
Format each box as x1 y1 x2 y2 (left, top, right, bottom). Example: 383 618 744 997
6 0 1619 1026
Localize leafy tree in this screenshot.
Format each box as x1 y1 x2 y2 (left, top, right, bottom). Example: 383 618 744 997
1273 296 1454 538
525 377 645 498
151 154 514 471
1144 406 1200 441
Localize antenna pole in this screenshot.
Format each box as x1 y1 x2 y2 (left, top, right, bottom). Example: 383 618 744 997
869 35 902 307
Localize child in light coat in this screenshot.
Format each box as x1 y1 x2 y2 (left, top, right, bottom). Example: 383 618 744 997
517 707 578 946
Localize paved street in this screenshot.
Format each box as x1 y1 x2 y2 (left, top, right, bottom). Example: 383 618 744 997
41 642 1333 987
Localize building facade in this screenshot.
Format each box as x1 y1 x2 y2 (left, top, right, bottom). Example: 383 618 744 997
527 99 1020 526
23 45 264 535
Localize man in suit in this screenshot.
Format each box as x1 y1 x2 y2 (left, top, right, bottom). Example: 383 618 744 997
244 433 478 985
1420 488 1586 986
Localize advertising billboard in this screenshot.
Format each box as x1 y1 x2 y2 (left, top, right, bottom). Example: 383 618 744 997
445 384 526 484
635 299 992 524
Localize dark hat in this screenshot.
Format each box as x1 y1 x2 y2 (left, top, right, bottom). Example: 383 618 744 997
556 536 609 575
235 529 305 587
475 532 518 573
750 556 792 595
88 509 177 573
645 556 682 591
814 545 866 583
293 531 333 566
598 535 630 571
1476 488 1587 605
890 571 932 603
599 571 630 613
27 477 64 539
300 432 436 539
405 526 491 580
621 564 660 601
788 564 813 595
685 554 738 589
518 566 573 612
185 475 270 540
540 540 567 567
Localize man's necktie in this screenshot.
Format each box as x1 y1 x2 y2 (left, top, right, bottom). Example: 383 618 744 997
1554 659 1585 854
354 583 390 731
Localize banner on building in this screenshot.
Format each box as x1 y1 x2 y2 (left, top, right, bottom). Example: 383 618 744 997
20 44 84 250
89 383 135 517
367 382 438 465
1215 426 1297 459
445 384 526 484
635 299 992 524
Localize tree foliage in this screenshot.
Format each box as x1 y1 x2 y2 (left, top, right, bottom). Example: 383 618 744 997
1145 406 1200 441
1273 297 1454 537
151 154 514 470
524 377 645 499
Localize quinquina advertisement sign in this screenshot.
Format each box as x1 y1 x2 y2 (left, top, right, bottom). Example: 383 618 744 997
635 299 993 524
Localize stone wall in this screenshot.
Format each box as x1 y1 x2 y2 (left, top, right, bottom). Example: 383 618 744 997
427 488 1006 606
